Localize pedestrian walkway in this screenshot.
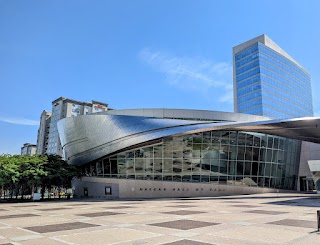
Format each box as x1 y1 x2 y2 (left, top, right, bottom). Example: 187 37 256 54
0 193 319 244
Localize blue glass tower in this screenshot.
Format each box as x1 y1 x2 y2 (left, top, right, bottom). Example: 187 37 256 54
233 34 313 119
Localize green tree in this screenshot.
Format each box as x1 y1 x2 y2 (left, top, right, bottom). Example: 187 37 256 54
1 154 82 201
17 155 48 199
40 154 82 199
0 154 20 199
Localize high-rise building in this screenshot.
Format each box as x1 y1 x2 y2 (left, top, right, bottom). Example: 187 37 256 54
233 34 317 192
46 97 109 156
36 110 51 154
233 34 313 119
21 143 37 156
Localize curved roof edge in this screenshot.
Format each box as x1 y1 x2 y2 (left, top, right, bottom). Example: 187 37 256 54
57 114 320 166
95 108 269 122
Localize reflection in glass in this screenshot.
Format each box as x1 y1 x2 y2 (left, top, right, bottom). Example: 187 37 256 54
82 130 301 190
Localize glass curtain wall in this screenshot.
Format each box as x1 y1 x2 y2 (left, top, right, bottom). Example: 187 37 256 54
83 131 301 190
235 42 313 118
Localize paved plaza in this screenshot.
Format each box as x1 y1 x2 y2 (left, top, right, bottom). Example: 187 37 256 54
0 193 319 245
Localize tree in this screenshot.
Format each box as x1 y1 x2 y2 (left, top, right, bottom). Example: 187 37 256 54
1 154 82 201
0 154 20 199
40 154 82 199
17 155 47 199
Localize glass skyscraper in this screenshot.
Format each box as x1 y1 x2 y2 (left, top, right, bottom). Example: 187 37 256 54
233 34 313 119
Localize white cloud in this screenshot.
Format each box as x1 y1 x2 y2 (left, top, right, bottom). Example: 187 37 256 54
0 117 39 126
139 48 234 103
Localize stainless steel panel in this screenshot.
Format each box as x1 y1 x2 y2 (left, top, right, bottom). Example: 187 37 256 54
58 113 320 166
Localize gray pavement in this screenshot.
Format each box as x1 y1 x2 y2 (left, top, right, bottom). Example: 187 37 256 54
0 193 319 244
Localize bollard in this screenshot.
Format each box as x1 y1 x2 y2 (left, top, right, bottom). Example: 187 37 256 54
318 210 320 232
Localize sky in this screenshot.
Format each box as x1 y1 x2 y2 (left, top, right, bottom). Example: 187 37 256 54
0 0 319 154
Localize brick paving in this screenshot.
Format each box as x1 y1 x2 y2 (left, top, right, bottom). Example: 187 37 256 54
0 214 39 219
150 220 220 230
267 219 317 228
0 193 319 244
25 222 99 233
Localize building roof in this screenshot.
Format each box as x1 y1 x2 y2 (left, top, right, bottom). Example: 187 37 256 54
52 97 109 107
233 34 309 75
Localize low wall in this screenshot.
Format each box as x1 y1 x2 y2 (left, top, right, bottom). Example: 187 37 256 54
72 177 284 199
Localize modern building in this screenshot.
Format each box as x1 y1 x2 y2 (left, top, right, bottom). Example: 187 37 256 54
21 143 37 156
45 97 109 156
57 108 320 199
36 110 51 154
233 34 313 119
233 34 318 192
50 35 320 199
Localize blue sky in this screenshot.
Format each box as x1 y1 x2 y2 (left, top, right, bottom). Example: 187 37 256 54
0 0 319 154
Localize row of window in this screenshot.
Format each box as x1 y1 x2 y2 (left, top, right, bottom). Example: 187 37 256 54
235 43 310 82
235 44 259 61
156 134 299 151
88 160 297 178
239 96 305 119
259 45 310 81
241 107 263 115
108 140 300 163
237 80 312 115
237 83 261 97
236 49 310 85
240 105 294 120
260 60 311 95
237 92 261 104
236 75 260 90
238 98 262 111
236 62 311 101
261 105 303 119
260 67 313 108
261 97 304 118
236 60 259 75
259 52 310 85
260 75 312 109
82 131 300 190
261 86 313 116
236 68 260 82
113 148 298 163
84 169 296 190
235 52 259 68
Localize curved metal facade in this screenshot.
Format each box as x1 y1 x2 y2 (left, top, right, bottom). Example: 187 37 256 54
57 109 320 192
57 109 320 167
